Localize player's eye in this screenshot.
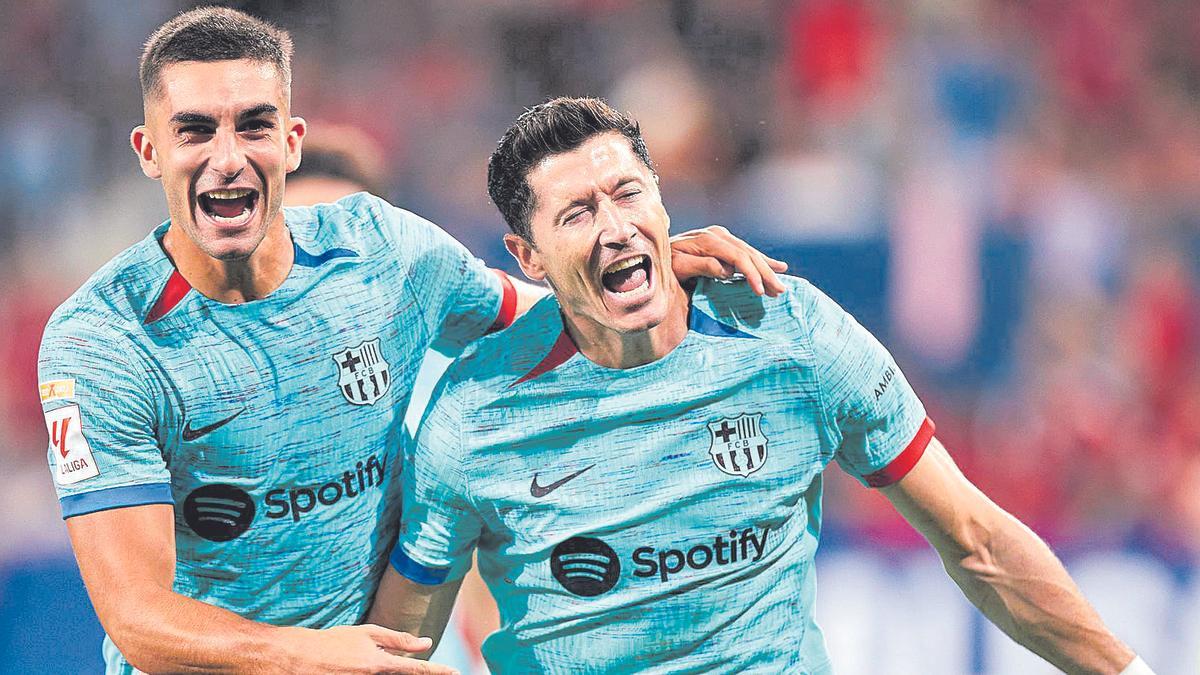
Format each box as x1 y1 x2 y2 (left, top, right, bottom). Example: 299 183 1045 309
180 125 214 136
564 208 590 225
240 119 274 133
616 189 641 202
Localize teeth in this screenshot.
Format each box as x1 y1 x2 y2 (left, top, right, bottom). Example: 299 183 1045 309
605 256 645 275
205 188 253 200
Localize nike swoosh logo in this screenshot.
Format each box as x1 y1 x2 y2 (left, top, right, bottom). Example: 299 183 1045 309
182 407 246 442
530 464 595 498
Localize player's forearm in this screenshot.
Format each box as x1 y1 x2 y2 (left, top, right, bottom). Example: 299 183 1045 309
102 586 293 674
366 567 459 656
937 510 1133 674
885 441 1136 674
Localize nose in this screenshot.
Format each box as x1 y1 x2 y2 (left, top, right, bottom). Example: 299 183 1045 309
596 201 638 248
208 128 245 179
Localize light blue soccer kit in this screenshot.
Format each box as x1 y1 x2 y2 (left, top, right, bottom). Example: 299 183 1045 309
394 276 935 673
37 193 514 673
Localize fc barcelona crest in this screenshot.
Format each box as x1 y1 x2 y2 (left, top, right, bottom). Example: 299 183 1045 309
333 338 392 406
707 413 768 477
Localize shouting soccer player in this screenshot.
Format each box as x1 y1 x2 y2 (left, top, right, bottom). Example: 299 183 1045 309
369 97 1154 674
36 9 784 673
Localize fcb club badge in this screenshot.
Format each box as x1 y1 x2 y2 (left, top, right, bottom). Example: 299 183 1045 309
332 338 392 406
707 413 768 477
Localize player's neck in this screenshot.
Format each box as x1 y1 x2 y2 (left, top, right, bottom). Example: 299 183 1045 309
162 216 294 304
564 277 690 370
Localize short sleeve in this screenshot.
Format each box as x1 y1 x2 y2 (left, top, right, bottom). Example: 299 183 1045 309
371 198 508 355
794 280 934 487
38 317 172 518
390 379 482 585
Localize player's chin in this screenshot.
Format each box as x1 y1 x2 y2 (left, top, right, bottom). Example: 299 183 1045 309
195 226 266 261
600 293 671 334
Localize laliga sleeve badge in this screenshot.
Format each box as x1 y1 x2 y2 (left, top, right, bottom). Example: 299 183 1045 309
39 378 75 403
45 404 100 485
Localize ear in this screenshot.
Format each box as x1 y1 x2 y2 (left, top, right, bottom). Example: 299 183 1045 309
504 233 546 283
285 116 307 173
652 174 670 232
130 125 161 180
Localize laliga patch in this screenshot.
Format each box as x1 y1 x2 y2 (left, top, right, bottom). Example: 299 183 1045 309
39 378 75 403
45 405 100 485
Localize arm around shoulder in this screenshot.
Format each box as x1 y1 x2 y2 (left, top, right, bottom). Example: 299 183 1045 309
68 503 287 673
68 504 450 674
881 437 1140 675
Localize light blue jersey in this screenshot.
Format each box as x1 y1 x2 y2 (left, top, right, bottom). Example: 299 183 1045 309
37 192 513 674
393 275 933 674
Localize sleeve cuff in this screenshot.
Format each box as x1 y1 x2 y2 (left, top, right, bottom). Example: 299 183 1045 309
389 545 453 586
60 483 174 519
488 269 518 334
862 417 936 488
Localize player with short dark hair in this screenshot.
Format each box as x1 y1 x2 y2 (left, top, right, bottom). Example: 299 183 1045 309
38 9 784 673
139 6 294 99
368 97 1152 674
487 96 653 242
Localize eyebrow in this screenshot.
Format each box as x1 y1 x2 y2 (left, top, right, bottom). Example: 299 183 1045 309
169 104 279 127
238 103 278 121
170 111 216 126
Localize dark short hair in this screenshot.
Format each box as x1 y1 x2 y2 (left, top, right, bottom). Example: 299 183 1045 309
139 6 293 99
487 97 654 241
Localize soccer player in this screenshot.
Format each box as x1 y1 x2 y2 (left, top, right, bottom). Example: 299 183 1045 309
369 97 1153 674
36 9 784 674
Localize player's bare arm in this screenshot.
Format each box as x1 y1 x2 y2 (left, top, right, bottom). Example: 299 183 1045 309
367 569 463 658
882 437 1138 675
67 504 456 674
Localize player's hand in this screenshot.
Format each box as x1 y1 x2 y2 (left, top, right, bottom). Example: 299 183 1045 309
669 225 788 297
277 624 458 674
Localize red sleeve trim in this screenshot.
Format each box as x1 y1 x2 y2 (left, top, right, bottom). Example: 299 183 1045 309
863 417 936 488
488 269 518 333
144 269 192 324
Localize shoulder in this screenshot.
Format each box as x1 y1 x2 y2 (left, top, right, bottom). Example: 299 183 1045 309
437 294 565 397
286 192 458 260
690 274 827 344
43 227 175 351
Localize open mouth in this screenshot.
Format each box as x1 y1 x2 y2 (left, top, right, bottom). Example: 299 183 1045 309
601 255 652 296
198 188 259 223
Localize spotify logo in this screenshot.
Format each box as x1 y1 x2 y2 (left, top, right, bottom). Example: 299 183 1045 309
183 484 255 541
550 536 620 597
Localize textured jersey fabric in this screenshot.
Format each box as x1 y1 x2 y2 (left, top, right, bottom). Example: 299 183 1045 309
393 275 933 674
37 192 506 673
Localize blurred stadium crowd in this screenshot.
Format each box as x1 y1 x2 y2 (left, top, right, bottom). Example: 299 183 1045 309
0 0 1198 671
